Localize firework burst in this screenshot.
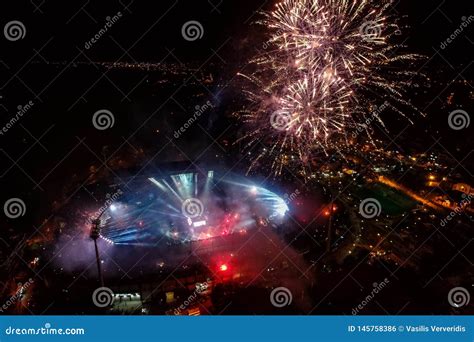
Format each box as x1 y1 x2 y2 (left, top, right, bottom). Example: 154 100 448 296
236 0 425 176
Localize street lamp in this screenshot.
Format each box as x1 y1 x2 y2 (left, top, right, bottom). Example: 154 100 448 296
90 218 104 287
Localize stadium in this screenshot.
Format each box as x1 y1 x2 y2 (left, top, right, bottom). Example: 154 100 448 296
79 167 312 315
96 169 289 246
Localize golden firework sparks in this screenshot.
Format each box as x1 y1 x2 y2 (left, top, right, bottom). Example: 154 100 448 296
236 0 425 175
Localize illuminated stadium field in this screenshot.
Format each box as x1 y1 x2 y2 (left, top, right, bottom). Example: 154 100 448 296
98 171 289 245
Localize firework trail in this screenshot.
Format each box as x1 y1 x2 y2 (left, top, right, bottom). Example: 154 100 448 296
236 0 425 175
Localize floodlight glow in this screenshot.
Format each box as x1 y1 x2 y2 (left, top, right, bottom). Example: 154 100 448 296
275 199 289 216
100 171 291 245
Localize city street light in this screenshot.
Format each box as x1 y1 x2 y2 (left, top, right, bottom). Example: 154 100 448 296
90 218 105 287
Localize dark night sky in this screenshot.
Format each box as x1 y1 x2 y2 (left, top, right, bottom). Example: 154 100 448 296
0 0 472 61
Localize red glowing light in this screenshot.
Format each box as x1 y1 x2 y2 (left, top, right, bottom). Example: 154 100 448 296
322 204 337 216
219 264 228 272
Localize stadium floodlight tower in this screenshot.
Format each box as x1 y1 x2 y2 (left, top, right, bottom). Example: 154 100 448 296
90 218 105 287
